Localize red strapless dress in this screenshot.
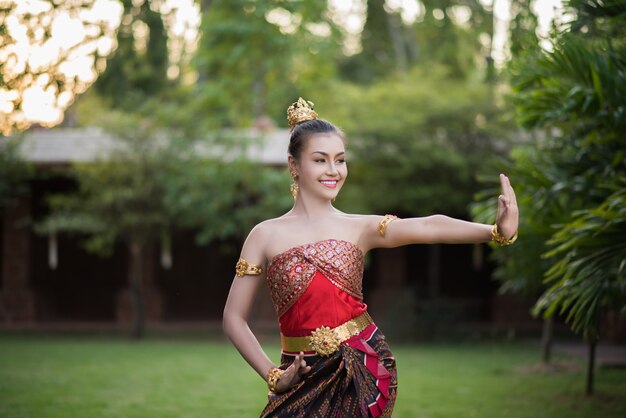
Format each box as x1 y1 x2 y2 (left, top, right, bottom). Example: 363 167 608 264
279 270 368 340
260 239 397 418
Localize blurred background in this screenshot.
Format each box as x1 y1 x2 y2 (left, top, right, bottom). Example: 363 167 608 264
0 0 625 417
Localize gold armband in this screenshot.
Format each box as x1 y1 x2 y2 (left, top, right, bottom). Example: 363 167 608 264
491 224 518 246
266 367 284 393
378 214 399 237
235 258 263 277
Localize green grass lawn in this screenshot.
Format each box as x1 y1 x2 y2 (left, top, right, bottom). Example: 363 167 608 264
0 335 624 418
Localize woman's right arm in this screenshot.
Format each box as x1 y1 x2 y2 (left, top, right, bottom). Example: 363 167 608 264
222 226 275 380
223 225 312 391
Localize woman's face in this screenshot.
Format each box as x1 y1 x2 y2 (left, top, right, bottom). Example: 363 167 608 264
291 132 347 202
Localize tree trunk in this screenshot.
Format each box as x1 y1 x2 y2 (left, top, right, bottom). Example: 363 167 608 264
485 5 496 83
385 11 408 71
585 338 597 396
129 240 145 339
200 0 213 13
540 316 554 364
403 23 418 65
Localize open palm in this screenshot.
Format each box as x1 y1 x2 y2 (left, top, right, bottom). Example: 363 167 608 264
495 174 519 239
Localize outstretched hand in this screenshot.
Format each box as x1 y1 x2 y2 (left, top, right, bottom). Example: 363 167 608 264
495 174 519 239
275 352 311 393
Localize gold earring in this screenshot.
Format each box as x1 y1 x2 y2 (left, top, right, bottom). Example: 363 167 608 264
289 168 298 201
290 181 299 200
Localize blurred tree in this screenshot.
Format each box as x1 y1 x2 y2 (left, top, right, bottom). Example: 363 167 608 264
471 145 573 364
0 0 121 134
36 112 290 338
193 0 340 128
163 143 292 246
93 0 170 111
567 0 626 39
316 65 512 325
417 0 492 78
524 35 626 395
339 0 410 83
36 113 178 338
508 0 540 59
0 137 33 211
326 66 511 217
473 0 626 395
342 0 493 83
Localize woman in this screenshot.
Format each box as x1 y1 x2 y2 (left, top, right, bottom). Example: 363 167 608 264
223 98 519 417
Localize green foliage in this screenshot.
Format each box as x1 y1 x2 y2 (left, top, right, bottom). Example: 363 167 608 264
36 112 179 255
342 0 493 83
417 0 492 78
341 0 406 83
508 0 541 59
473 0 626 340
37 111 291 255
162 137 292 245
535 183 626 338
321 66 512 216
0 136 34 210
512 35 626 134
565 0 626 39
471 146 567 296
0 0 118 134
94 0 170 111
193 0 340 128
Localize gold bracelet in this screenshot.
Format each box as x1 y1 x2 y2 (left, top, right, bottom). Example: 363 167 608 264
235 258 263 277
266 367 284 393
378 214 399 237
491 224 518 246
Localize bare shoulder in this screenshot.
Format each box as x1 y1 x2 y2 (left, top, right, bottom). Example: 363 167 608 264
339 213 387 228
242 214 301 258
247 213 295 233
240 220 277 264
334 213 386 249
338 213 378 226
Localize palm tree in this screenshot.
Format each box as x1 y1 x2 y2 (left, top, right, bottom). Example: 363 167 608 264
512 6 626 394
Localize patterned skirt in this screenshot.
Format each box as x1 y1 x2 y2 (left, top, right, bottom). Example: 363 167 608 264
260 324 398 418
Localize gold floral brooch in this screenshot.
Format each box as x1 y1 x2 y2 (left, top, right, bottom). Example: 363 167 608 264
308 326 341 357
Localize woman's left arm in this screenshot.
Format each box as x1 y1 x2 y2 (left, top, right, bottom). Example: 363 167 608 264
364 174 519 248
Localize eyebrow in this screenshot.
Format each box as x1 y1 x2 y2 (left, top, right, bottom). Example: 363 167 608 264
312 151 345 156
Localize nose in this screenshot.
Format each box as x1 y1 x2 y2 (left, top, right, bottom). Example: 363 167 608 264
326 161 339 176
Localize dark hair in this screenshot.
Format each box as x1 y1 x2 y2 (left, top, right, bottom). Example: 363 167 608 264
288 119 345 160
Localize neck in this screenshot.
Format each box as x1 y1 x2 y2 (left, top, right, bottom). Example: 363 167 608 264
289 193 336 219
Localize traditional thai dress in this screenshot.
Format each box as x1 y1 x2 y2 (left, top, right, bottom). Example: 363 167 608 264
259 239 398 418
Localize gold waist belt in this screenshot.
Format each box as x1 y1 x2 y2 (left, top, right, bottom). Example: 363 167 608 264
280 311 374 357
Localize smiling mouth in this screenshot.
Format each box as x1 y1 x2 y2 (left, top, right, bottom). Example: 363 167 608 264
320 180 338 188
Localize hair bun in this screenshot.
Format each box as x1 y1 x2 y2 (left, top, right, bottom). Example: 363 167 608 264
287 97 318 129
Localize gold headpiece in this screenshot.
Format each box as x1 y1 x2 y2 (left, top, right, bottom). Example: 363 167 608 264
287 97 318 129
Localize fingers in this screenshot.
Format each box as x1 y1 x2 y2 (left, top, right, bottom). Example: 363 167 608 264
499 174 509 205
496 173 519 239
507 176 518 206
499 174 517 208
274 352 314 393
285 353 301 376
295 352 311 375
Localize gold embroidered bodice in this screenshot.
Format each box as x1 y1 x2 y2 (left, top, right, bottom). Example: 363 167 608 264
266 239 365 318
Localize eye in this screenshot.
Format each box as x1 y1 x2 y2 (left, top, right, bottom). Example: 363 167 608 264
314 159 325 163
337 159 346 164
